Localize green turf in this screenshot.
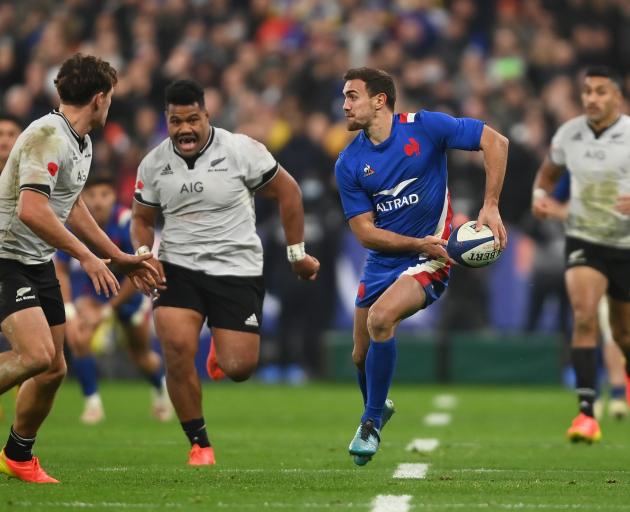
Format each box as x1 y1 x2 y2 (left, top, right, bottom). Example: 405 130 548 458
1 381 630 511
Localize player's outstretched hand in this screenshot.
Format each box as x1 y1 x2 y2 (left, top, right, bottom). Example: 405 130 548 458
418 236 449 261
615 194 630 215
112 252 166 295
476 204 507 250
79 253 120 298
291 254 320 281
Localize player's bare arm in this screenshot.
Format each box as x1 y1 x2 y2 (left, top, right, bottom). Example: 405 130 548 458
18 189 120 297
615 195 630 215
130 199 167 294
256 166 320 280
348 211 448 260
477 124 509 249
68 196 161 292
531 157 565 220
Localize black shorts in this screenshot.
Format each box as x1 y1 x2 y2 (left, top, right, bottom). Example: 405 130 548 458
0 258 65 326
565 237 630 302
154 261 265 333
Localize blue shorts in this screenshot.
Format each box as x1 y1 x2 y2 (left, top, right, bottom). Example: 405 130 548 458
116 293 149 325
355 257 451 309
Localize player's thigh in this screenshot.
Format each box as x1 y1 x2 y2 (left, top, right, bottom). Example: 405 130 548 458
1 307 55 364
154 306 204 357
607 297 630 349
352 307 370 366
212 327 260 368
565 266 607 319
369 275 427 327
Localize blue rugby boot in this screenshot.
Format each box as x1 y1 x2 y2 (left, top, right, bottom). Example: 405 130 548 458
352 399 395 466
349 419 380 465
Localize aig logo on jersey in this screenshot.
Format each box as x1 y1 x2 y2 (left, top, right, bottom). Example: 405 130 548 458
181 181 203 193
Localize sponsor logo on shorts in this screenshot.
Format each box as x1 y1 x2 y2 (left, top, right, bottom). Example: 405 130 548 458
15 287 36 302
244 314 259 327
568 248 586 265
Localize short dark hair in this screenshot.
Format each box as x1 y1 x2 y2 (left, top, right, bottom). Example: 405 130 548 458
165 80 205 108
85 171 116 189
584 66 622 90
343 67 396 111
54 54 117 106
0 112 23 130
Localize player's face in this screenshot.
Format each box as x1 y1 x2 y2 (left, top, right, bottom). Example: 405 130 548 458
166 103 211 157
82 183 116 226
92 88 114 129
581 76 621 125
0 120 20 165
343 79 378 131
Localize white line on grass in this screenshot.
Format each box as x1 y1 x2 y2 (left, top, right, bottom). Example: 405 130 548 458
406 438 440 453
371 495 412 512
423 412 451 426
11 502 182 509
393 463 429 479
433 394 457 409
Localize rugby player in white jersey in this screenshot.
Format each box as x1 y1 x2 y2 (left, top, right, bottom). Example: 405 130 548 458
131 79 320 465
532 67 630 443
0 54 159 483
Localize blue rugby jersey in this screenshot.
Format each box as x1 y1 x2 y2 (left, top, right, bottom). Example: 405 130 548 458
335 110 484 267
56 204 140 304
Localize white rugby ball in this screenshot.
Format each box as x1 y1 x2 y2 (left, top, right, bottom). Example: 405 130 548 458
447 221 502 268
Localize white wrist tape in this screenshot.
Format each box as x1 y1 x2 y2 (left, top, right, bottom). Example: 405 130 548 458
135 245 151 256
287 242 306 263
64 302 77 321
532 188 548 200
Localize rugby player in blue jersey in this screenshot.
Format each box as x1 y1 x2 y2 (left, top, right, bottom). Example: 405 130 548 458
55 172 172 424
335 67 508 465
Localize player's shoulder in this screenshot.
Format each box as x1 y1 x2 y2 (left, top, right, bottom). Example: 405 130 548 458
139 137 172 171
338 132 363 164
216 127 267 152
553 115 588 141
19 113 67 146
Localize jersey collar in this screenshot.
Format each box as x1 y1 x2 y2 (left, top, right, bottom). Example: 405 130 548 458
586 114 622 139
52 110 87 152
172 126 215 170
359 115 398 150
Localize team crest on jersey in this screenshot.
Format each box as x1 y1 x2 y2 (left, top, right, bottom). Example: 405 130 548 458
404 137 420 157
363 163 375 177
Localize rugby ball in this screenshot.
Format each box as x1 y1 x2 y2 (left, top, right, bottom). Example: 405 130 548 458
447 221 502 268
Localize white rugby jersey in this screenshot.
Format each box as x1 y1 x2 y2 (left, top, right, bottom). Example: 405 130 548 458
550 114 630 249
0 111 92 264
134 127 278 276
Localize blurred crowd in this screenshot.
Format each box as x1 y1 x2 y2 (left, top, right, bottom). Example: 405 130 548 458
1 0 629 378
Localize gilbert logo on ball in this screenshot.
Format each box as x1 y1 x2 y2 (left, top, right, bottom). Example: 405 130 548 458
447 221 502 268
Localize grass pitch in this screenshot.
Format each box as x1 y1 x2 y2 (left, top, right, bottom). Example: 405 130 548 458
1 381 629 511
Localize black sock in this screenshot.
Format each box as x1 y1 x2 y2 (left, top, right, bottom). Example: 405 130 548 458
4 426 35 462
572 348 597 417
181 418 211 448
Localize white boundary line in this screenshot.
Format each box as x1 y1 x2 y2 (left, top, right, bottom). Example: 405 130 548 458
393 463 430 479
423 412 451 426
406 438 440 453
433 394 457 409
371 495 412 512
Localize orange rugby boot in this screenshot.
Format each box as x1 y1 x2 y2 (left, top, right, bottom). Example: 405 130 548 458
187 444 216 466
0 449 59 483
566 413 602 444
206 337 226 380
